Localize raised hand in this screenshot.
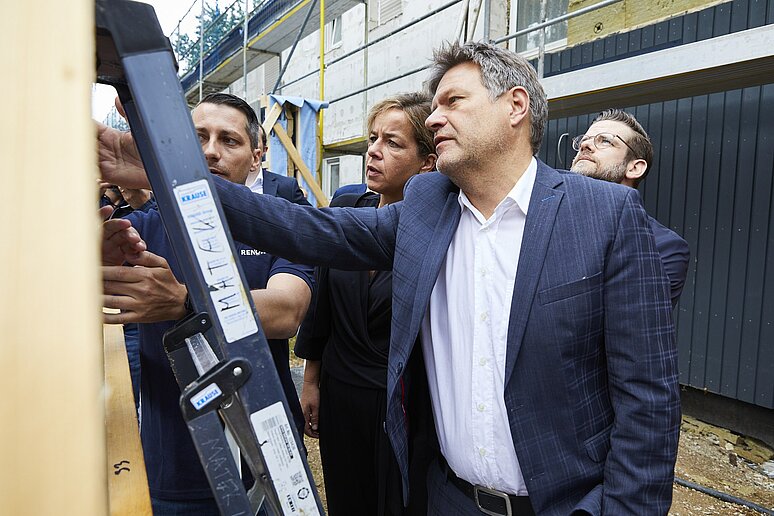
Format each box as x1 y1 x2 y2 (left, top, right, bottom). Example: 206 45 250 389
96 121 151 189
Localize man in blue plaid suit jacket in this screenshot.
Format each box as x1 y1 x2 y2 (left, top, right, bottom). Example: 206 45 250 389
100 42 680 516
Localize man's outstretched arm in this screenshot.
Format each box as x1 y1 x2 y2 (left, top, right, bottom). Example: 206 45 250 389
214 176 398 272
96 124 398 271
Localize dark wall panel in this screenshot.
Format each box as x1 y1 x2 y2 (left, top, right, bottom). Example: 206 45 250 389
709 89 740 396
748 0 767 28
752 84 774 408
692 92 724 390
543 85 774 409
723 87 759 402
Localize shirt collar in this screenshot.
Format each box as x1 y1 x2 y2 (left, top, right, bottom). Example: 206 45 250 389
247 168 264 190
457 157 537 221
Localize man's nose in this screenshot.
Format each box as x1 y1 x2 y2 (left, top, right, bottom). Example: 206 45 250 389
202 139 219 161
579 136 594 152
425 108 445 131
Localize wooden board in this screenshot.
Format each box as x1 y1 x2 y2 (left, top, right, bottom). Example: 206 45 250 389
104 324 152 516
273 123 330 206
0 0 106 513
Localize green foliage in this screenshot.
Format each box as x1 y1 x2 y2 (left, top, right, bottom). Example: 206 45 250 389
172 0 247 73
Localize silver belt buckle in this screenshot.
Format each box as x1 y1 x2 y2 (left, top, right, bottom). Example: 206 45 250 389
474 485 512 516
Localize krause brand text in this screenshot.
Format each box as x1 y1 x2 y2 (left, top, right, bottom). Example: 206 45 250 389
191 383 222 410
180 189 208 203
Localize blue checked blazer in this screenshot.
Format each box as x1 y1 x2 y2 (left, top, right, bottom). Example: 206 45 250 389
214 160 681 515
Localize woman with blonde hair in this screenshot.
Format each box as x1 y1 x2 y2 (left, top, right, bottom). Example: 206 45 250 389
295 91 436 515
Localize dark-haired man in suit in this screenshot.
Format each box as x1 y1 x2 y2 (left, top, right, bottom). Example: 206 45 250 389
100 93 312 516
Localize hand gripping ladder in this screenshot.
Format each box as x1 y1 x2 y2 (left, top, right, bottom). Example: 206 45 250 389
95 2 324 514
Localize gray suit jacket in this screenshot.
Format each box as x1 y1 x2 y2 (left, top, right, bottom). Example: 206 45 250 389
214 160 680 515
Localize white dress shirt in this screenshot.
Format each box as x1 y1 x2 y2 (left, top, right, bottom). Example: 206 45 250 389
420 157 537 495
247 168 264 194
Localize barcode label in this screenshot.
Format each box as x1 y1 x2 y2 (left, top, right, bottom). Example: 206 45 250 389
250 402 320 515
262 416 281 432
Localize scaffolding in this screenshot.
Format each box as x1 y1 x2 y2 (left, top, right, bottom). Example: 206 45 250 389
169 0 359 104
166 0 626 197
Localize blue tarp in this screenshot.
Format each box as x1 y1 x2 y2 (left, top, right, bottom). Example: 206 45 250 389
267 95 328 206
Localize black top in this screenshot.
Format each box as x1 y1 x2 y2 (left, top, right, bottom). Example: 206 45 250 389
295 192 393 389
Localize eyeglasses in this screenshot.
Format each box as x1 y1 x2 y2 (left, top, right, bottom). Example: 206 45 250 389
572 132 637 156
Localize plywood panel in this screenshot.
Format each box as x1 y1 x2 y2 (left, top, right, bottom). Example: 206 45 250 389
0 0 107 514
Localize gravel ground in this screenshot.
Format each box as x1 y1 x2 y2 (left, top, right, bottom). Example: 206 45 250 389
671 417 774 515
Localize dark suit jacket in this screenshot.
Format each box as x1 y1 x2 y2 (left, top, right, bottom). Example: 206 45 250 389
332 182 367 200
262 169 310 206
648 215 690 307
213 160 681 515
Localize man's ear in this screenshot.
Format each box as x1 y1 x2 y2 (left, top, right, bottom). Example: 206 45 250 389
508 86 530 128
623 159 647 186
420 153 437 173
251 147 262 171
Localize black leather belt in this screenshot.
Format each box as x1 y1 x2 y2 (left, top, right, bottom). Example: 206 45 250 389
439 457 535 516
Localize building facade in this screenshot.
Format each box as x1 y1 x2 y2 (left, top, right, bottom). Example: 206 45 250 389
176 0 774 442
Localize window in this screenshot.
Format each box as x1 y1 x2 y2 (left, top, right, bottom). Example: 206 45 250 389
323 158 341 199
368 0 402 29
325 16 342 49
511 0 568 54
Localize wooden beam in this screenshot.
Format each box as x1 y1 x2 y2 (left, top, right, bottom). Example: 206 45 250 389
262 102 283 137
0 0 106 514
272 123 330 207
104 324 152 516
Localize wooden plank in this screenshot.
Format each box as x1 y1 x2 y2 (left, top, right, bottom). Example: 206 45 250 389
0 0 106 514
272 123 330 207
104 323 152 516
262 103 283 138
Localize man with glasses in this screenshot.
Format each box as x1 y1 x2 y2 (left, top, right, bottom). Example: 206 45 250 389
571 108 690 306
